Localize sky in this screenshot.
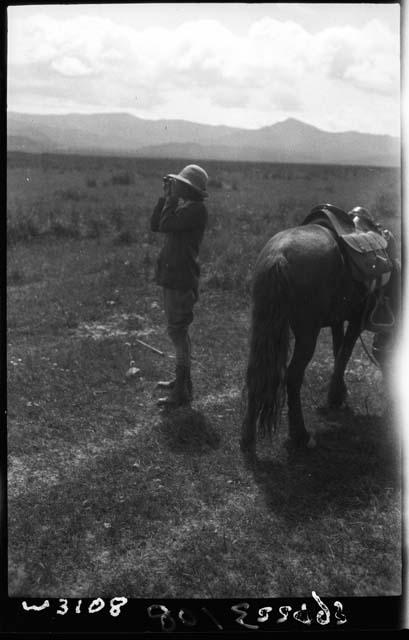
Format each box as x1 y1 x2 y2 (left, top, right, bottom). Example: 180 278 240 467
7 3 402 135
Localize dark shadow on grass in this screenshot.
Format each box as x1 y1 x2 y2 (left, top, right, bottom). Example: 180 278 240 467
156 406 221 455
8 444 183 596
245 410 401 524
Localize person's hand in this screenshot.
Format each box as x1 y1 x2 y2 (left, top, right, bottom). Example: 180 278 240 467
163 176 174 197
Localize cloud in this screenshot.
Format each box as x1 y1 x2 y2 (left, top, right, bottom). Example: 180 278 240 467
7 12 400 126
51 56 93 76
310 19 399 94
211 88 251 109
264 88 302 112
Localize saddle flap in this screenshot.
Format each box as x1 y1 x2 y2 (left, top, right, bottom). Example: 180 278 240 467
341 230 388 253
340 231 392 282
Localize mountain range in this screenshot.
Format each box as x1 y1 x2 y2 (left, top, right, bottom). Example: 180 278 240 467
7 111 400 167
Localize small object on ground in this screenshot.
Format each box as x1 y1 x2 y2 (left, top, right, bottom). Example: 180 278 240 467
134 338 164 356
126 360 140 377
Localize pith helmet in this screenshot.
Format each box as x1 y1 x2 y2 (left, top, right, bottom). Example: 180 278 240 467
168 164 209 198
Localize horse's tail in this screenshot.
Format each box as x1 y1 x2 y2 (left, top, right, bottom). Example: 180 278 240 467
241 255 290 450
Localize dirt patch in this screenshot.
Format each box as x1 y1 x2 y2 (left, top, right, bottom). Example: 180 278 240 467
75 312 158 341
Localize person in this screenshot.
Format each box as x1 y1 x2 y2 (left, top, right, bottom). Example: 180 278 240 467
150 164 209 407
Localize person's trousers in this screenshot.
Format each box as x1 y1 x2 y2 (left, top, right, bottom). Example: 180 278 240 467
162 287 198 368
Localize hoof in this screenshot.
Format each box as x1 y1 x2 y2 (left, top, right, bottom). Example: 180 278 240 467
316 404 334 416
322 403 352 419
327 387 348 409
285 433 315 452
306 435 317 449
317 404 348 421
240 436 256 456
327 397 347 410
240 445 257 470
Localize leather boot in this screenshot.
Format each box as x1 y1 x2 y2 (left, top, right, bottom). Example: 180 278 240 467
157 365 191 407
157 371 193 399
156 378 176 390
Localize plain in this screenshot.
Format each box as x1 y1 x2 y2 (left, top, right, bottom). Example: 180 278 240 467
7 152 402 597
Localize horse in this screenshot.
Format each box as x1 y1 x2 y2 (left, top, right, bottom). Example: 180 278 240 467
240 205 401 454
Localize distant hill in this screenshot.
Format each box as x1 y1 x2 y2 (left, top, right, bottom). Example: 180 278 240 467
7 112 400 167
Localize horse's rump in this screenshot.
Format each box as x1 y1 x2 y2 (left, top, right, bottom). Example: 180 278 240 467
255 225 345 324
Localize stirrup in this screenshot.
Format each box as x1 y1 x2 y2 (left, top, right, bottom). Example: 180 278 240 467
368 295 395 331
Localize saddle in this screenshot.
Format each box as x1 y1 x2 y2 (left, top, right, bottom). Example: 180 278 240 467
302 204 396 331
302 204 393 284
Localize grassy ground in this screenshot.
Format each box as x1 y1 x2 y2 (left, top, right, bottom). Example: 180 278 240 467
7 153 402 597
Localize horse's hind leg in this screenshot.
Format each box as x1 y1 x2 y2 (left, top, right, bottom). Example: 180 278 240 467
328 319 361 408
287 328 320 448
332 322 344 358
241 396 257 455
329 322 347 402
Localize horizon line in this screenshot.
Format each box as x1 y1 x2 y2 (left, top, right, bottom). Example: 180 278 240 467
7 109 399 139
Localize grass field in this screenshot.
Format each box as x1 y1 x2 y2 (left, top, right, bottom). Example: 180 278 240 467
7 152 402 597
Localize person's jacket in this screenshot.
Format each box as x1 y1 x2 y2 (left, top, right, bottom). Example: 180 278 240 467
150 195 208 291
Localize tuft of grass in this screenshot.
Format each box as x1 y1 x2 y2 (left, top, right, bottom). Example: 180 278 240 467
110 208 125 233
111 171 134 186
112 229 134 245
373 192 400 219
58 188 83 201
50 220 81 239
8 268 25 286
85 218 106 239
208 177 223 189
7 217 41 244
